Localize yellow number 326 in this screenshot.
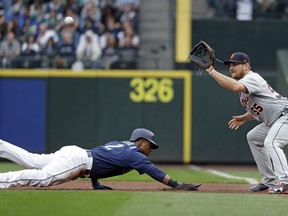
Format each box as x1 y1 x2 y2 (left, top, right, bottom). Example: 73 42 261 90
129 78 174 103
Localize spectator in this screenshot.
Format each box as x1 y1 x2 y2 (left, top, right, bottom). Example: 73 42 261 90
79 16 100 34
116 0 140 11
0 0 12 14
20 34 41 68
80 0 102 33
76 29 102 69
63 7 80 32
100 31 119 69
0 31 21 68
117 20 140 48
254 0 279 19
18 14 39 44
58 7 81 47
119 2 138 31
115 31 138 69
17 5 40 44
21 34 40 55
6 19 18 38
66 0 84 15
43 9 62 30
0 10 7 41
236 0 253 20
29 0 46 23
100 5 121 37
56 32 76 68
40 36 58 68
45 0 65 17
59 25 79 51
99 0 118 9
5 0 26 30
37 22 59 50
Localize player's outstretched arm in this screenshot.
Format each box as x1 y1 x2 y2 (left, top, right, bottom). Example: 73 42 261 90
162 175 201 191
205 66 247 93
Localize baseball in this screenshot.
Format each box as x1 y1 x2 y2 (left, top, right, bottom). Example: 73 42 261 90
64 16 73 25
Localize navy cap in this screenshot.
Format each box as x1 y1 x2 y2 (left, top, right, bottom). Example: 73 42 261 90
223 52 250 65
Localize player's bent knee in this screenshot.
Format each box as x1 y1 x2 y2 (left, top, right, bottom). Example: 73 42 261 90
246 130 265 147
264 138 285 149
246 130 257 144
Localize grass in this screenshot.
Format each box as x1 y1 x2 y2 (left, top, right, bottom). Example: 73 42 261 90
0 162 286 216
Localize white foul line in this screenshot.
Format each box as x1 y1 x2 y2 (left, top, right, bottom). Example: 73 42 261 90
189 165 258 184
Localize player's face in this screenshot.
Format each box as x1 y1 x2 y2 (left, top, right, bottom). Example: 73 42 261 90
139 139 153 156
229 63 246 80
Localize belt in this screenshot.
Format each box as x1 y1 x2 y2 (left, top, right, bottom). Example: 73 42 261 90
84 169 91 175
86 150 92 158
85 150 93 176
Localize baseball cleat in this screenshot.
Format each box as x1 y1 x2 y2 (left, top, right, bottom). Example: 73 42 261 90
249 183 269 192
268 187 277 194
269 183 288 194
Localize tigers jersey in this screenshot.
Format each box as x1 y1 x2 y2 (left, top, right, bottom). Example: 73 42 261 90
239 71 288 126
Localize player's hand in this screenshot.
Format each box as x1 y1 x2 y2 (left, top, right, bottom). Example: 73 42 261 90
228 115 246 130
206 65 214 74
173 182 201 191
93 183 113 190
91 178 113 190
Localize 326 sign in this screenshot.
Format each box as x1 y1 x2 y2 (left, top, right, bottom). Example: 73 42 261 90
129 78 174 103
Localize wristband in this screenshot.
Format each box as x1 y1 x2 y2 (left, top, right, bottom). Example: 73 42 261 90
209 69 216 75
167 178 178 188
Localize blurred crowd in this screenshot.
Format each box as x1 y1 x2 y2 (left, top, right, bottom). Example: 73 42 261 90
0 0 140 70
206 0 288 20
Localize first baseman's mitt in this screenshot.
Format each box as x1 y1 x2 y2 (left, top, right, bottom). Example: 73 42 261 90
187 41 215 69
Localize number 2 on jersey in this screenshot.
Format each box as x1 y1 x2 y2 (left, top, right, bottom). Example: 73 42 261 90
105 144 124 150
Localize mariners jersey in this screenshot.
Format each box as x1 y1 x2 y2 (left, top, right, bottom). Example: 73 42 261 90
239 71 288 126
89 141 167 182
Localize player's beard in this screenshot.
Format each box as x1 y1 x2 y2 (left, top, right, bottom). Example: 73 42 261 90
231 67 245 80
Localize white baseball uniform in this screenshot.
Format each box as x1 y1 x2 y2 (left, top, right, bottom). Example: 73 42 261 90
239 71 288 186
0 140 92 188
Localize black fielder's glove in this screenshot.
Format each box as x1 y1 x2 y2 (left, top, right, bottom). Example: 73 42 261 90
187 41 216 69
91 178 113 190
173 182 201 191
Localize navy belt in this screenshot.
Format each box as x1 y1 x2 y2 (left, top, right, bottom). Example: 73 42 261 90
85 150 92 176
86 150 92 157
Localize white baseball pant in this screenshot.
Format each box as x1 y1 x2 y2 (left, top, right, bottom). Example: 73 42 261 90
0 139 92 188
247 114 288 186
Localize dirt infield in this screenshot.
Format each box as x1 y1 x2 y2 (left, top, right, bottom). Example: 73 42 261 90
9 165 261 193
12 181 256 194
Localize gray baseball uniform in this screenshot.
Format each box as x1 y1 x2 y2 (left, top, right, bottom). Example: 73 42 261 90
239 71 288 186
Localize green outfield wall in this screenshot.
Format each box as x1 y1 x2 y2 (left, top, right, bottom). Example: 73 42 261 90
176 20 288 70
0 70 277 164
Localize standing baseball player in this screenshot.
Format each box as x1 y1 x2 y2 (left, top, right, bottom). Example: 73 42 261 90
0 128 201 190
205 52 288 194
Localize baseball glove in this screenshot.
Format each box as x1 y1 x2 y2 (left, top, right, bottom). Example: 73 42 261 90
187 41 215 69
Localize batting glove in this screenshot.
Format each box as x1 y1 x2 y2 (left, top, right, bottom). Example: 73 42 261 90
174 182 201 191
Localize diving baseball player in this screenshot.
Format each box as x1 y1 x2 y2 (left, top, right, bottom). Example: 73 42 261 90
205 52 288 194
0 128 201 190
